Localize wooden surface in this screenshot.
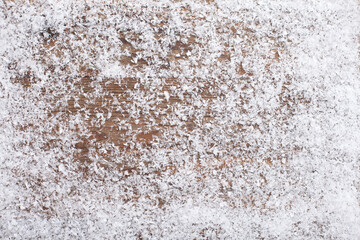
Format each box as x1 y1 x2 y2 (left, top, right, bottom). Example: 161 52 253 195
3 1 360 238
11 1 304 212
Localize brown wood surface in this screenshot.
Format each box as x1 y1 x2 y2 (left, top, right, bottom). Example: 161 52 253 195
9 0 307 215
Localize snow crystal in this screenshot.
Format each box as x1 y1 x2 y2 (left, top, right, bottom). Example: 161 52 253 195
1 0 360 238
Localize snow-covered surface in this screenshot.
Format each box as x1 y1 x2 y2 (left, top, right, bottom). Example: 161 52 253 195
1 0 360 238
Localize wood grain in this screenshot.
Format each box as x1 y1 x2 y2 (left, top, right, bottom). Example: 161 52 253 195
10 0 306 214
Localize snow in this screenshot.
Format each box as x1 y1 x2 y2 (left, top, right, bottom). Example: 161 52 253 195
1 0 360 238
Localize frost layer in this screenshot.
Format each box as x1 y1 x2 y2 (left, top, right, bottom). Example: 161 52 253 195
0 0 360 239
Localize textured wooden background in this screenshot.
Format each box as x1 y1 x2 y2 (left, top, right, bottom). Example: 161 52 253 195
11 0 304 211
